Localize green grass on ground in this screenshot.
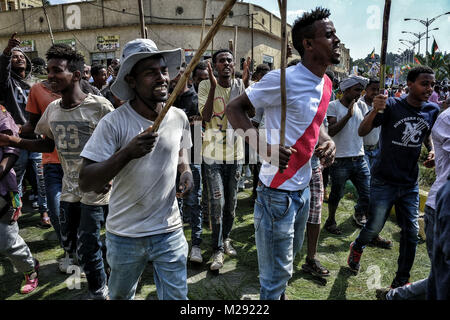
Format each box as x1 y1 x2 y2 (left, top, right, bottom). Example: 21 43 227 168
0 187 430 300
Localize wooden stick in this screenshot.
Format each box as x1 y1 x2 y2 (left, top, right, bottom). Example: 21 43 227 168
41 0 55 45
146 0 237 133
138 0 146 39
200 0 208 45
278 0 287 146
379 0 392 113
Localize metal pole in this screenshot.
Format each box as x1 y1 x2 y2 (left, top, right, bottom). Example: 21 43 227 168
418 34 421 55
138 0 146 38
41 0 55 44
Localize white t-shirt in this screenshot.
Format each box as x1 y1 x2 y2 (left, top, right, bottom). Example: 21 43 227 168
327 99 365 158
359 96 381 147
35 93 114 205
246 62 332 191
80 102 192 237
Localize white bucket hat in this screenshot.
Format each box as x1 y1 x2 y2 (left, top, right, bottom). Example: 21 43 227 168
111 38 182 101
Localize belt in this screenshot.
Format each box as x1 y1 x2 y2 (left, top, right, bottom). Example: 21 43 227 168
337 156 364 161
364 145 378 151
257 180 303 194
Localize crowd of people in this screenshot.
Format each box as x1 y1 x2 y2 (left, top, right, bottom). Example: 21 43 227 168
0 7 449 300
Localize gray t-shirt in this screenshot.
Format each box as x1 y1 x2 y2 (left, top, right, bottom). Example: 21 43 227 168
35 93 114 205
80 102 192 237
327 99 365 158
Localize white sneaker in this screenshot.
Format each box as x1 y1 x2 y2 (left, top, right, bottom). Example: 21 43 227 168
58 253 74 273
58 253 86 278
210 251 224 271
189 246 203 263
224 238 237 256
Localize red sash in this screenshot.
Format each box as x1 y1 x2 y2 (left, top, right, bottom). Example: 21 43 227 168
270 75 332 189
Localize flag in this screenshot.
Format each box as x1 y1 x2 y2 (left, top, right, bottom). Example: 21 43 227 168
370 48 375 59
414 55 421 65
431 38 439 60
432 38 439 55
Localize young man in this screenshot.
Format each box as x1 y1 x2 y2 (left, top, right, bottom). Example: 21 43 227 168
226 7 338 299
79 38 193 300
0 104 39 294
428 175 450 300
348 66 439 289
91 64 108 91
0 33 50 228
359 78 393 249
0 44 114 299
376 96 450 300
325 75 371 232
360 78 381 169
171 62 204 263
192 61 209 93
198 49 246 271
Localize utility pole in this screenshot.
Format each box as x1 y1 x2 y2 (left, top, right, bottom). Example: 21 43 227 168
41 0 54 44
138 0 146 38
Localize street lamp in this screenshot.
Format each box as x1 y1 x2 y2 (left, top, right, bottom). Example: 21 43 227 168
401 28 438 54
404 12 450 62
399 40 415 64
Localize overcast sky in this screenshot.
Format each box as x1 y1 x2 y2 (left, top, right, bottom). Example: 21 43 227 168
49 0 450 60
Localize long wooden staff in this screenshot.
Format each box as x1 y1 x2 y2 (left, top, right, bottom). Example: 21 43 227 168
278 0 287 146
379 0 392 113
146 0 237 133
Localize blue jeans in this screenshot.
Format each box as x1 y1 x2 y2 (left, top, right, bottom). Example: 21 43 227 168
254 183 310 300
423 205 435 261
204 163 242 252
14 149 47 213
60 201 108 295
329 157 370 215
106 228 188 300
43 163 63 245
363 146 379 170
354 178 419 283
183 164 202 246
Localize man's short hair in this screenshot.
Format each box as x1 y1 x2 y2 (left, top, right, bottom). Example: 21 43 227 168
367 77 380 86
287 59 301 67
325 69 335 81
291 7 331 57
45 43 85 73
407 66 434 83
192 61 208 78
212 49 233 64
91 64 106 76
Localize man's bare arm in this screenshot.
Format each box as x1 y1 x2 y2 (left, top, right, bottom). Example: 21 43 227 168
0 133 55 153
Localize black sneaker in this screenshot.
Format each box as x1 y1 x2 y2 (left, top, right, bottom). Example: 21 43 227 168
353 212 367 227
347 242 363 273
375 287 391 300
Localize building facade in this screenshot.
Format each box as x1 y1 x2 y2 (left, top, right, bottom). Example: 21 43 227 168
0 0 42 11
0 0 302 71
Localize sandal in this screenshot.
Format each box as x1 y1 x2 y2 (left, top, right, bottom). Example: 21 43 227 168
39 215 51 229
324 221 342 235
302 258 330 277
